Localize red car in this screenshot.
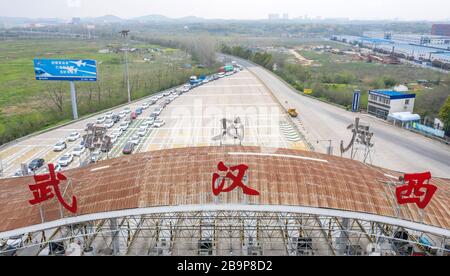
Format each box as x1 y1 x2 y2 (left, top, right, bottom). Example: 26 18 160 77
130 112 137 120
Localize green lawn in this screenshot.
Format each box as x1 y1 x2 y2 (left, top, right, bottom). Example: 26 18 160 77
0 39 214 144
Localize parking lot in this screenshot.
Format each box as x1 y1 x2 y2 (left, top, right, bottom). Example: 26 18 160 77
0 68 308 179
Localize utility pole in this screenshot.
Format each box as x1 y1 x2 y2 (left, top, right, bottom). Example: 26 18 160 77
120 30 131 103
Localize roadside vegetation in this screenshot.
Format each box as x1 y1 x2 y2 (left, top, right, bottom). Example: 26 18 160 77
221 44 450 134
0 39 216 145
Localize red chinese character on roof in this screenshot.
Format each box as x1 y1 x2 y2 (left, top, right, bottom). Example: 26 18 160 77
212 162 259 196
396 172 437 209
28 164 77 213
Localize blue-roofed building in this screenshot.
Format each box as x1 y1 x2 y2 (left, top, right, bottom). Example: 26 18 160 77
368 90 416 119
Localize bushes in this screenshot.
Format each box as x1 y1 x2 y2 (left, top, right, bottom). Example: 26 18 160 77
221 45 274 70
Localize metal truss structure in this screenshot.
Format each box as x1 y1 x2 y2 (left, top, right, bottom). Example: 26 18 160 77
1 211 449 256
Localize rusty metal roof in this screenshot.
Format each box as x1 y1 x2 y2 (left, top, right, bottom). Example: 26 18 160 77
0 146 449 234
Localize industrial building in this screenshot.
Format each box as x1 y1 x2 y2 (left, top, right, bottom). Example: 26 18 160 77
432 24 450 37
367 90 416 120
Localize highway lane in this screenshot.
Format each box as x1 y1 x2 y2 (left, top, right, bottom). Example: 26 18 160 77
236 58 450 178
0 69 305 179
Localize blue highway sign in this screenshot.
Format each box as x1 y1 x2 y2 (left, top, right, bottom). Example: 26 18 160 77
352 90 361 112
34 59 98 81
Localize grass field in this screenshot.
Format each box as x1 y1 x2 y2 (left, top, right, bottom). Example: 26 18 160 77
0 39 214 144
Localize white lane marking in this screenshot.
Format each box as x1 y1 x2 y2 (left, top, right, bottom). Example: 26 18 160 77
200 85 264 88
227 152 329 163
90 166 110 172
168 104 279 107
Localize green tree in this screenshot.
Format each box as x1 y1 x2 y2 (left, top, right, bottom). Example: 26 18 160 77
439 96 450 135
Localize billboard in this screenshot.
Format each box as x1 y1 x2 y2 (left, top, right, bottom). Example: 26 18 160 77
34 59 97 81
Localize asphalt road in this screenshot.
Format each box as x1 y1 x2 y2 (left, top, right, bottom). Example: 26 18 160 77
235 58 450 178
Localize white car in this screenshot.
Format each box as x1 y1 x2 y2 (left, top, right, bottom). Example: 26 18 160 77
112 129 123 137
91 152 101 163
142 103 150 109
124 107 131 114
96 116 106 124
58 154 73 167
105 112 114 119
72 146 85 157
53 141 67 152
218 72 225 78
119 122 129 131
153 119 165 128
145 118 155 126
67 132 80 142
104 120 114 128
137 128 147 137
5 235 26 249
42 164 62 174
130 135 141 145
118 111 127 119
110 135 118 144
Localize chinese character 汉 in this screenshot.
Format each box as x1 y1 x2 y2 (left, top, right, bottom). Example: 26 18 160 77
396 172 437 209
28 164 77 213
212 162 259 196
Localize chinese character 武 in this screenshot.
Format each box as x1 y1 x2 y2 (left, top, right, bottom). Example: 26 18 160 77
28 164 77 213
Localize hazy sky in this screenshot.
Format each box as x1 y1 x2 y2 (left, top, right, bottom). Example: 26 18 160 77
0 0 449 21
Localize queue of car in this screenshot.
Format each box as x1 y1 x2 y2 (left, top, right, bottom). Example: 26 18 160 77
13 68 241 176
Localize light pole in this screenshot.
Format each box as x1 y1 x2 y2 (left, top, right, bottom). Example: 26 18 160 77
317 140 333 155
120 30 131 103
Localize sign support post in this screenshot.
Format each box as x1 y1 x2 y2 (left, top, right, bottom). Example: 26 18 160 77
70 81 79 120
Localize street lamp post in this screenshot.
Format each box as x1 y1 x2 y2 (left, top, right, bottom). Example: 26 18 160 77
120 30 131 103
317 140 333 155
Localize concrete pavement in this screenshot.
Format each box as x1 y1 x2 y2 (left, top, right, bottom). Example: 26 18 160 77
237 58 450 178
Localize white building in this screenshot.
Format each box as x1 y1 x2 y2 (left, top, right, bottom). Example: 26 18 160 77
367 90 416 119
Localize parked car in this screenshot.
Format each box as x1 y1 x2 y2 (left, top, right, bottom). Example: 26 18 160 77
142 103 150 109
124 107 131 114
28 158 45 171
112 129 123 137
140 122 150 129
58 154 73 167
111 114 121 123
90 152 101 163
130 135 141 145
42 164 62 174
153 119 166 128
137 127 147 137
105 112 114 119
96 116 106 124
163 92 170 97
119 122 129 131
145 118 155 126
130 112 137 120
72 146 85 157
104 120 114 128
122 142 135 155
118 111 127 119
110 135 118 144
53 141 67 152
67 132 80 142
84 123 95 131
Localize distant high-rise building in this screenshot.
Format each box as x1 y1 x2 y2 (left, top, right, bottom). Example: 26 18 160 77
71 17 81 25
268 14 280 20
432 24 450 36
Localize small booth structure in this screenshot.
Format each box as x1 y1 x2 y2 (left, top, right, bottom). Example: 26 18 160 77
387 112 421 128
